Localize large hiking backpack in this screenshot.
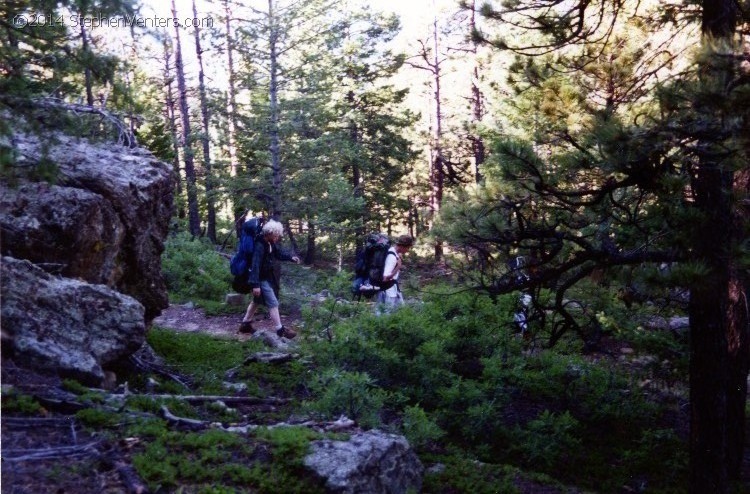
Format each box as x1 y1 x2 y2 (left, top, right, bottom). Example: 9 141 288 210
351 233 396 298
230 217 265 294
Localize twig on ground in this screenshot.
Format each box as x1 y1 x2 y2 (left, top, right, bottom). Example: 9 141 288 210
3 441 101 462
113 393 290 405
159 405 208 431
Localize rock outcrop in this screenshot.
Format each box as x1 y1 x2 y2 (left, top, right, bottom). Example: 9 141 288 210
1 125 174 384
1 257 146 384
1 130 174 319
304 430 424 494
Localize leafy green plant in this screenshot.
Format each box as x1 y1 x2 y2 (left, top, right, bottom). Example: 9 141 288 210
61 379 106 403
402 405 445 449
305 368 388 428
131 426 257 491
1 391 44 415
62 379 90 394
513 410 582 472
422 456 520 494
147 328 258 392
162 232 233 301
75 408 121 428
622 428 688 490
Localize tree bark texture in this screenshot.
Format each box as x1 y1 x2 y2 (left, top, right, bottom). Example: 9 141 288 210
162 37 185 219
193 0 216 242
224 0 240 178
689 2 741 492
469 0 485 184
171 0 202 237
431 17 445 261
268 0 282 218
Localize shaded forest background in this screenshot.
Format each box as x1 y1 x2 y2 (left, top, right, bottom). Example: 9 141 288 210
2 0 750 492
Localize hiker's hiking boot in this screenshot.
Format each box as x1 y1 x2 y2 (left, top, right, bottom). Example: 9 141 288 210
276 326 297 339
238 321 255 334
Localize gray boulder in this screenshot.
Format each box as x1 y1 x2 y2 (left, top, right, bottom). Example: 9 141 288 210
304 430 424 494
2 257 146 384
0 130 174 319
0 183 125 285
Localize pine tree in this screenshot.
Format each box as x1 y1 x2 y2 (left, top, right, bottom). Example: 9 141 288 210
192 0 216 242
233 0 339 218
442 1 750 490
170 0 201 237
329 4 418 237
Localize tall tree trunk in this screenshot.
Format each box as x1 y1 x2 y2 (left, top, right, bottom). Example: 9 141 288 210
283 219 299 254
224 0 239 179
688 162 731 494
268 0 282 218
469 0 485 184
80 20 94 106
162 36 185 219
430 17 444 261
305 219 316 265
193 0 216 243
171 0 201 237
689 2 739 492
346 85 366 242
727 171 750 481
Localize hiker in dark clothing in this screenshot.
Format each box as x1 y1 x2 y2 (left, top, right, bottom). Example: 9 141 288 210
238 219 299 338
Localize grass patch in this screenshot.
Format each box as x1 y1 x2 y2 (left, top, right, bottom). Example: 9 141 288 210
1 390 44 415
75 408 122 428
128 420 326 493
421 455 520 494
148 327 264 393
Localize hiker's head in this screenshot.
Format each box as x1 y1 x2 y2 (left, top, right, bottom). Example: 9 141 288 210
395 235 414 253
262 220 284 242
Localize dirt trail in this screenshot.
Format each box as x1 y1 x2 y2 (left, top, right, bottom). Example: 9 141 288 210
151 304 299 339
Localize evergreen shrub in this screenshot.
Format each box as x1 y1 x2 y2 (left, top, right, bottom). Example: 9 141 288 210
304 284 683 489
162 232 231 301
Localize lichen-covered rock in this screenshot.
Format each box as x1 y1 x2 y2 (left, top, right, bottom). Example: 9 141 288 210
1 257 146 385
0 130 174 319
0 182 125 285
304 430 424 494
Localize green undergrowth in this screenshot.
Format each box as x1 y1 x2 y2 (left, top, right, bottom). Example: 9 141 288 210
10 260 690 493
147 327 262 394
301 285 689 493
127 419 327 493
1 389 45 415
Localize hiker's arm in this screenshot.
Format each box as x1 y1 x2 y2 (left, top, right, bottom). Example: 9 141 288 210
382 252 399 281
274 245 299 263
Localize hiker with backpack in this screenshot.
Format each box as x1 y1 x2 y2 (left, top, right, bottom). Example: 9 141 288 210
238 219 300 338
376 234 414 308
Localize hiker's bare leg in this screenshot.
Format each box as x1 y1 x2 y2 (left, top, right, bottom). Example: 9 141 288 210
269 306 282 329
243 302 257 322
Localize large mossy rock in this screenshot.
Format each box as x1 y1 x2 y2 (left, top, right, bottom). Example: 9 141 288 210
1 126 174 384
0 130 174 319
1 257 146 384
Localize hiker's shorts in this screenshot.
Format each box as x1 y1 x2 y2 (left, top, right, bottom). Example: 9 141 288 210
254 280 279 308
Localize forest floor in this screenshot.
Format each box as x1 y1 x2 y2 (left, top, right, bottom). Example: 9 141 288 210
5 299 750 493
1 301 578 494
1 302 308 494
